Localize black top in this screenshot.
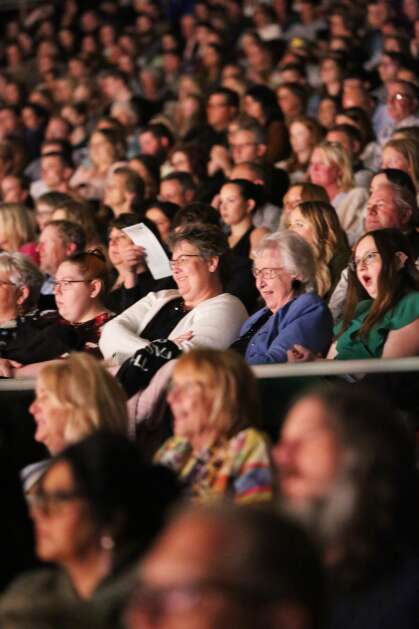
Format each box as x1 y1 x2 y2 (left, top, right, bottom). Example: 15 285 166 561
140 297 188 341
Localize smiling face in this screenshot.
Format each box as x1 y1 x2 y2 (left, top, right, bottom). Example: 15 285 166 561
309 148 339 189
272 396 341 503
29 378 67 454
219 183 253 227
353 235 382 298
253 248 295 313
171 240 218 307
167 367 214 442
387 82 417 123
288 207 316 246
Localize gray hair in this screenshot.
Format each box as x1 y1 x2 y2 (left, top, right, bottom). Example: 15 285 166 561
0 252 44 311
254 230 317 292
391 183 419 228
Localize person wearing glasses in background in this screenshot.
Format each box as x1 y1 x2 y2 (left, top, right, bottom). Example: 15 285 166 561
289 229 419 362
100 224 247 396
378 80 419 147
0 433 179 628
230 230 333 365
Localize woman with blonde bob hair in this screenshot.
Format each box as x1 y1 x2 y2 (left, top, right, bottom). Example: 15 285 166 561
288 200 351 301
29 352 129 457
309 141 368 243
155 348 273 504
0 203 37 263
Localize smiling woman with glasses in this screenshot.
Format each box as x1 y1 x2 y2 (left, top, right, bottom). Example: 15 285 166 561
100 224 247 397
230 230 333 364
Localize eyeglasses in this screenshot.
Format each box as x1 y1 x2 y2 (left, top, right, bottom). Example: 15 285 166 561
26 489 85 516
349 250 380 272
169 254 203 270
52 279 90 291
252 267 284 280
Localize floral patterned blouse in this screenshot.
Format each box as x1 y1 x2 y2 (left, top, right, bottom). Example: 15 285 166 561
155 427 273 504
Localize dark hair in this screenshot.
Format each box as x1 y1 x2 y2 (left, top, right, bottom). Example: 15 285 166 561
372 168 417 198
140 123 174 147
145 200 179 222
287 383 419 591
208 86 239 109
161 171 196 194
225 178 264 209
341 229 419 338
112 167 145 205
46 219 86 253
171 203 220 230
37 191 73 210
54 433 180 550
245 84 283 123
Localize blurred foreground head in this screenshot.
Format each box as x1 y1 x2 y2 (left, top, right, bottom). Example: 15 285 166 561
126 504 325 629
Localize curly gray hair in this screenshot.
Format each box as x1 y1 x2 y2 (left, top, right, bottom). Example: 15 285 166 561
0 252 44 311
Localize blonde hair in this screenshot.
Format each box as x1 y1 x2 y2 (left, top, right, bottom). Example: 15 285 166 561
314 141 354 191
0 203 35 251
294 201 350 297
38 353 128 444
383 138 419 192
172 349 260 440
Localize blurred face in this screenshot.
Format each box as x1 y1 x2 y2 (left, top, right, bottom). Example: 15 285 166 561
272 396 341 503
167 367 214 440
171 240 217 307
353 235 382 298
230 130 260 164
206 94 235 130
160 180 186 206
170 151 191 173
145 208 172 242
41 156 69 188
0 273 21 319
365 185 407 231
1 176 27 203
283 186 303 216
318 99 337 129
253 248 295 313
89 132 114 166
277 87 301 118
288 208 316 246
29 378 67 454
290 122 313 154
127 515 257 629
104 173 128 210
326 130 352 156
30 461 98 564
108 227 131 266
54 261 97 323
378 55 399 82
35 202 54 232
387 82 417 123
243 95 263 121
219 183 252 226
38 225 68 276
320 59 340 84
309 148 339 188
381 146 409 173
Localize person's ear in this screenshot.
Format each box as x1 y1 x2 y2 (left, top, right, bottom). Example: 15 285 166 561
246 198 256 214
256 143 267 158
395 250 408 269
16 285 30 307
66 242 78 257
207 255 220 272
89 278 102 299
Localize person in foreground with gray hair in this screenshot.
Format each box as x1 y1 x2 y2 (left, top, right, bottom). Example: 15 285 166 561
230 230 333 364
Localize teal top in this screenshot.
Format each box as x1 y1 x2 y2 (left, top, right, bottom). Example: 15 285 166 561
335 291 419 360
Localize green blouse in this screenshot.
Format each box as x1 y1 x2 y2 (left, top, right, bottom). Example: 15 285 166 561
335 291 419 360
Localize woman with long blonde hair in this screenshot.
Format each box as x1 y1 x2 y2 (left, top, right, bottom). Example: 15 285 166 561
288 200 350 301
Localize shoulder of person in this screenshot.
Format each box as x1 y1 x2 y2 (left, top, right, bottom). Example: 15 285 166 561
0 568 68 603
194 292 248 312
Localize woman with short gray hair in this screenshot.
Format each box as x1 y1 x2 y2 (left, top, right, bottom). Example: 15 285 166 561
0 252 53 377
231 230 333 364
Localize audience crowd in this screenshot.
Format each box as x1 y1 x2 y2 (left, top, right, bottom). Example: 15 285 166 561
0 0 419 627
